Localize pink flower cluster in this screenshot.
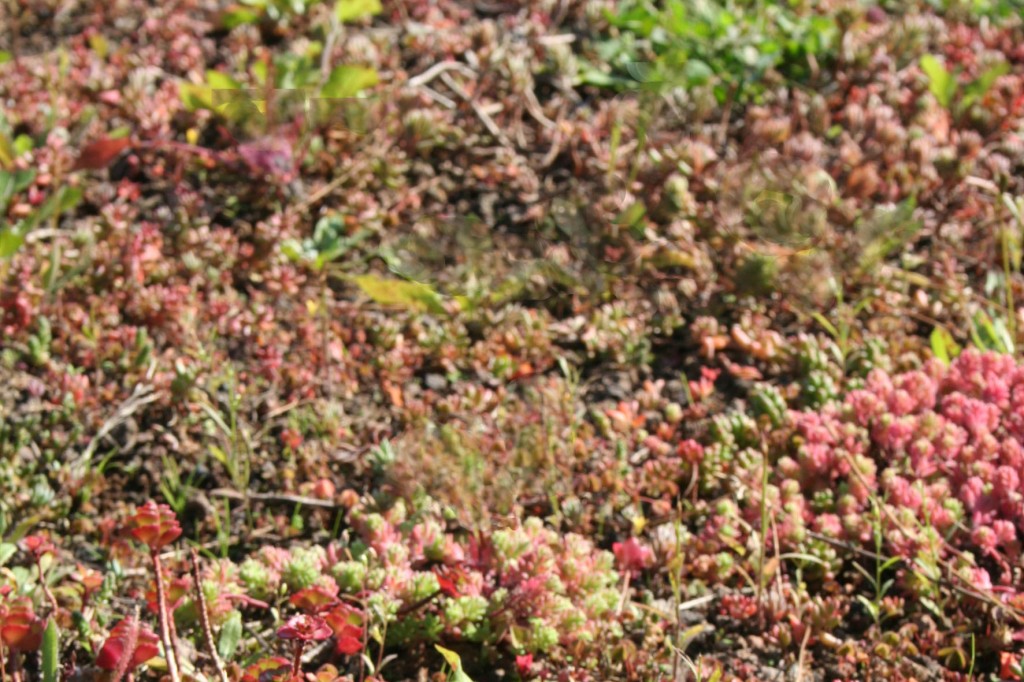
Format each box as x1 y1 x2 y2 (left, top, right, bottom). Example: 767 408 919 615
783 351 1024 587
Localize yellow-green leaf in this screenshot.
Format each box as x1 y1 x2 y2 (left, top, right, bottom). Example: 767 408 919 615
322 66 378 99
206 70 242 91
0 133 15 170
353 275 446 315
920 54 956 109
434 645 475 682
335 0 382 22
221 7 261 28
180 82 213 111
217 611 243 661
88 34 109 59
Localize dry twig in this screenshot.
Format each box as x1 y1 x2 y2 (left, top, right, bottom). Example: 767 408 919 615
190 549 230 682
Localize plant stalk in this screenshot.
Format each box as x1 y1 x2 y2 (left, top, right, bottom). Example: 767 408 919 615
290 641 305 678
151 551 181 682
190 549 230 682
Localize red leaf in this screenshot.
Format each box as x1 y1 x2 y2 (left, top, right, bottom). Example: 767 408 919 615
289 584 339 613
324 604 364 656
129 500 182 550
0 601 44 652
276 614 332 642
612 537 654 573
335 634 363 656
21 534 56 561
241 657 292 682
432 564 468 597
74 137 132 170
95 617 160 671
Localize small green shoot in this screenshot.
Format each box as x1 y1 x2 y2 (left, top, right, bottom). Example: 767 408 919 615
435 645 476 682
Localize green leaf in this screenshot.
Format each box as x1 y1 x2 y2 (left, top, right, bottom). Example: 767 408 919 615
42 619 59 682
60 187 83 213
206 70 242 92
217 611 243 661
576 66 622 89
352 274 447 314
0 51 11 65
776 552 829 567
809 311 839 340
930 327 959 364
322 65 379 99
855 594 879 620
5 514 42 543
920 54 957 109
615 201 646 228
961 61 1009 110
970 311 1014 355
179 82 214 111
0 224 27 260
0 133 15 169
208 443 230 468
0 543 17 567
434 645 475 682
221 7 262 28
993 315 1015 354
850 561 876 586
335 0 381 22
281 239 306 263
13 134 33 156
682 59 713 85
88 34 109 59
0 169 35 215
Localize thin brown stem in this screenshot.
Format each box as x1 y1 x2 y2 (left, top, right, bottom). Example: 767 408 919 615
151 552 181 682
36 561 59 614
757 436 770 631
290 641 305 677
189 549 230 682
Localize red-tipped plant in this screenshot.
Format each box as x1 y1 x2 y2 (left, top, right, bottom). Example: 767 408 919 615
72 563 105 611
129 501 184 550
129 501 183 682
289 584 339 614
20 535 58 613
95 615 161 682
323 604 365 656
241 656 291 682
276 614 331 678
0 599 44 653
0 598 44 682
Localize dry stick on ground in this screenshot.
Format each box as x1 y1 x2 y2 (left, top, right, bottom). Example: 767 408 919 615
286 159 368 218
406 60 477 89
438 71 514 149
75 383 159 474
756 434 771 630
190 549 230 682
151 546 181 682
795 625 813 682
209 487 340 510
522 82 556 130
